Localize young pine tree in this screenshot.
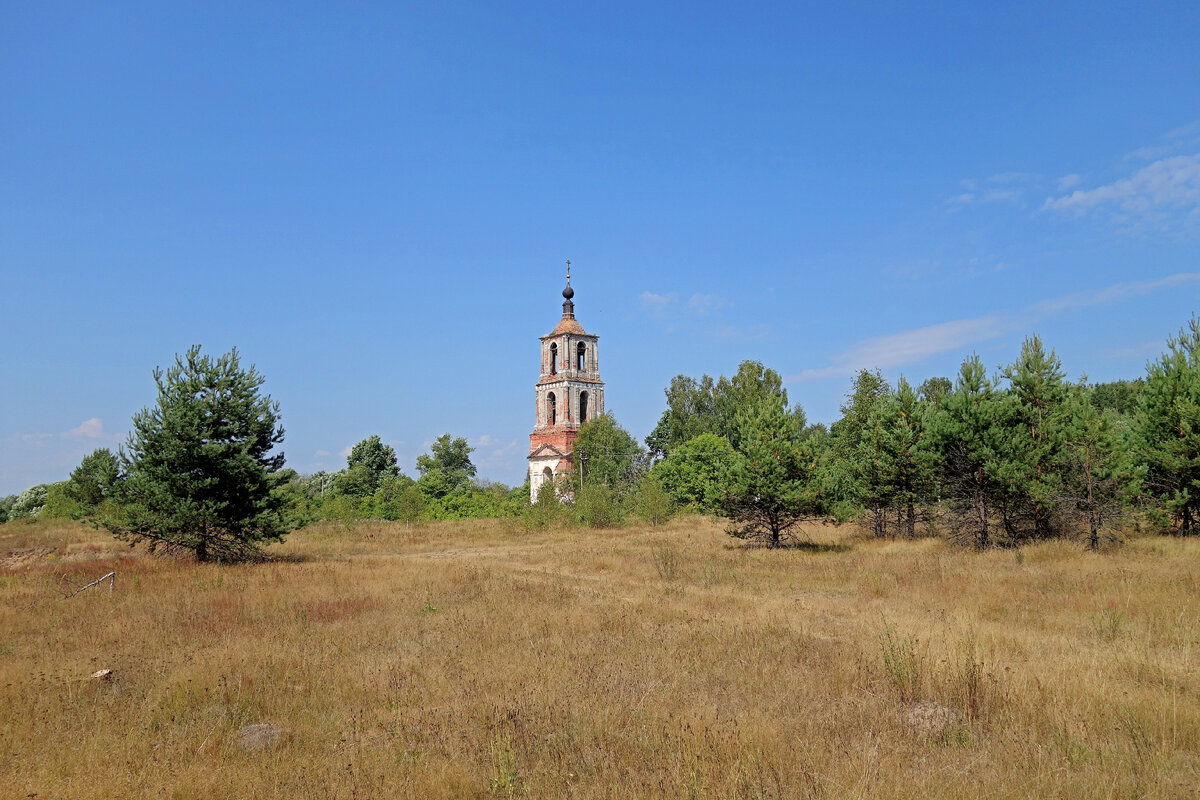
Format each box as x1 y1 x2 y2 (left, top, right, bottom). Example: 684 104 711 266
107 346 289 562
874 377 939 538
1063 384 1143 549
719 396 821 547
929 355 1009 548
1139 316 1200 534
999 335 1069 541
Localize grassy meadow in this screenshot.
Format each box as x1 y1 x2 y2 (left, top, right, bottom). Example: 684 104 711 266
1 517 1197 798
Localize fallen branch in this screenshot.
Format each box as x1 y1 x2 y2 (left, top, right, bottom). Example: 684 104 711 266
66 572 115 599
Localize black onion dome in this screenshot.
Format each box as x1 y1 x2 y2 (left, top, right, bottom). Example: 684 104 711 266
563 283 575 300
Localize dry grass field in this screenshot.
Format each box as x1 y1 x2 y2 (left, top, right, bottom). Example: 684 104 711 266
1 516 1197 799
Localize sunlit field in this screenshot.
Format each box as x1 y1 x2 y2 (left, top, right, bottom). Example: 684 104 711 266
1 517 1197 798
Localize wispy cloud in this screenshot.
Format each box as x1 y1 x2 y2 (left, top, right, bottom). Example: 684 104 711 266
789 273 1200 382
1031 273 1200 314
1 418 126 494
687 293 725 315
716 323 770 341
64 418 120 440
1042 153 1200 224
791 315 1007 381
1056 174 1082 190
638 290 675 310
987 171 1039 184
1102 340 1166 361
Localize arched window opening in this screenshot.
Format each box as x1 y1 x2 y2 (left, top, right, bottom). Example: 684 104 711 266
580 391 589 423
549 343 557 375
577 342 586 370
547 392 556 425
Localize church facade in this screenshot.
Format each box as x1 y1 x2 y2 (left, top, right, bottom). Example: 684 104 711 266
528 267 605 501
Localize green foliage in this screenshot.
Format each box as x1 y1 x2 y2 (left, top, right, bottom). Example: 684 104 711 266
927 354 1012 547
1090 379 1144 415
862 377 939 538
645 361 795 458
104 345 291 562
345 435 400 493
39 482 84 520
573 482 623 528
631 473 673 525
523 477 566 529
918 376 953 404
651 433 735 514
832 369 893 533
64 448 121 511
719 395 822 547
416 434 476 499
271 468 318 529
575 413 646 492
373 474 422 523
1063 384 1144 548
0 495 13 524
878 620 923 703
996 334 1070 541
8 484 50 521
1138 315 1200 534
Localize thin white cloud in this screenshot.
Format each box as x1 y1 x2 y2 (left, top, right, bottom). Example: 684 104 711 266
638 290 675 309
1042 154 1200 217
716 323 770 341
987 171 1039 184
314 449 331 457
790 273 1200 382
474 433 497 447
979 189 1021 204
687 293 725 315
1166 120 1200 141
64 418 118 440
337 444 353 459
1103 340 1166 360
945 192 974 208
1056 174 1082 190
1032 273 1200 314
790 315 1008 381
1 418 125 494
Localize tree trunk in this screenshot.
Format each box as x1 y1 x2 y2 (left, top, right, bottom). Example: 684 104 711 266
905 501 916 539
976 469 989 548
1086 453 1098 551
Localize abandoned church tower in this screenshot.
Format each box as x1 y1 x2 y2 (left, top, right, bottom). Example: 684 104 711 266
528 263 605 501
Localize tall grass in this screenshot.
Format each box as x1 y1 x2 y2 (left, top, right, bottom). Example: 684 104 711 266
1 517 1197 798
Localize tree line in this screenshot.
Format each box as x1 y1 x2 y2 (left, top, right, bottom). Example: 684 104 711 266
4 316 1199 557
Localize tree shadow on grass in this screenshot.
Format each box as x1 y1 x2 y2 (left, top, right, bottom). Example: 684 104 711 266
724 538 852 554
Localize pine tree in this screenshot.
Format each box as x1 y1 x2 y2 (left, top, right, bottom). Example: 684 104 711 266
929 355 1009 547
107 346 289 561
719 396 821 547
832 369 892 526
1063 384 1143 549
999 335 1069 541
874 377 939 538
1139 316 1200 534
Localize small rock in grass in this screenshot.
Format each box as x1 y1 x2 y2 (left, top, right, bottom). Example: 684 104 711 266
89 669 114 682
236 723 287 752
902 701 964 736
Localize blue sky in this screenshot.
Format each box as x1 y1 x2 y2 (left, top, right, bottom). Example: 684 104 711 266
3 2 1199 494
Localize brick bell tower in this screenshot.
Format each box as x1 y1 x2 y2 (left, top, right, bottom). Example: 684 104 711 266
528 261 605 501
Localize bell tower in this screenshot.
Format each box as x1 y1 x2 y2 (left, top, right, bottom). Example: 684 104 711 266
528 261 605 501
